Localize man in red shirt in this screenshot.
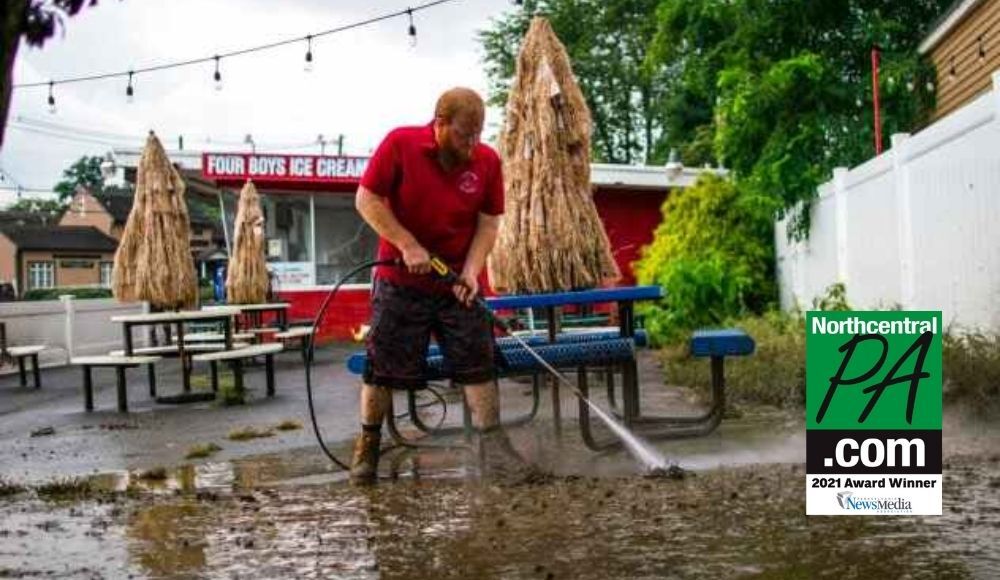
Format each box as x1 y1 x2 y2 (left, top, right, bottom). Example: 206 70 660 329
351 87 514 484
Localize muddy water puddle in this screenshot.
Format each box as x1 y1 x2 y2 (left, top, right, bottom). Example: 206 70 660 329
2 414 998 579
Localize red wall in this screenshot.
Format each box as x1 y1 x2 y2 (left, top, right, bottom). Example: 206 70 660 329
278 287 372 343
279 186 668 343
594 188 667 285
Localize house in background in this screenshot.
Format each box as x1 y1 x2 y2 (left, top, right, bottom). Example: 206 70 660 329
919 0 1000 119
59 187 227 277
0 226 118 296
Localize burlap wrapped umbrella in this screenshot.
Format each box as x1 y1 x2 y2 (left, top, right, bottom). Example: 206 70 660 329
112 132 198 310
489 16 620 293
225 179 268 304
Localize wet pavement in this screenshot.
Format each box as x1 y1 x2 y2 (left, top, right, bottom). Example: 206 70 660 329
1 346 999 578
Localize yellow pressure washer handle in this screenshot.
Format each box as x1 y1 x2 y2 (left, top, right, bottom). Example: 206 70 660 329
426 255 509 331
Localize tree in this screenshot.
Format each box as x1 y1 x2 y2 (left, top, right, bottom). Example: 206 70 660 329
6 196 65 215
53 155 104 200
1 0 97 149
634 174 778 342
480 0 671 164
648 0 951 238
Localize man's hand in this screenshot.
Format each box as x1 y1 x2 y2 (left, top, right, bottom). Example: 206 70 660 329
401 244 432 274
452 270 479 307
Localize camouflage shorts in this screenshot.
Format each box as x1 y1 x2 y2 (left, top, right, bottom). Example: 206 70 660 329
363 279 495 390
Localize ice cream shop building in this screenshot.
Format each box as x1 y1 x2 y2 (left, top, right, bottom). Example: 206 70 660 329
106 148 720 340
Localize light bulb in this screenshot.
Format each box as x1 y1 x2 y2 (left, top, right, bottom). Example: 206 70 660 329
305 52 314 72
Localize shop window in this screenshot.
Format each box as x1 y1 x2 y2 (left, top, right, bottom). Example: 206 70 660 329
314 195 378 284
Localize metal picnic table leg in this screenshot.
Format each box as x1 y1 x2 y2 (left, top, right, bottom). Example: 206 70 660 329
265 354 275 397
147 365 157 398
31 354 41 389
116 366 128 412
617 300 639 426
223 318 233 350
177 322 191 393
17 356 26 387
547 305 562 437
82 366 94 412
123 323 134 356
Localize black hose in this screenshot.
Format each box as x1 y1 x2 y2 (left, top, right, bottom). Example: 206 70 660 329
304 258 398 470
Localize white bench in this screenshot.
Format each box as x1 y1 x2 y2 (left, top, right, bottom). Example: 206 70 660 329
7 345 46 388
172 331 255 343
193 343 284 397
70 355 162 412
108 342 250 356
274 326 315 362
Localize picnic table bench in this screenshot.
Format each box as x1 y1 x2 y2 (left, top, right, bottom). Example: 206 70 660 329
347 285 755 450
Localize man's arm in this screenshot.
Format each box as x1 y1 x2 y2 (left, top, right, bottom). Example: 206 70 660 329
355 185 431 274
454 212 500 305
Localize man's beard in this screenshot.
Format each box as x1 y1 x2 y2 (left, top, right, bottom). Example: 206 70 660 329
438 146 469 167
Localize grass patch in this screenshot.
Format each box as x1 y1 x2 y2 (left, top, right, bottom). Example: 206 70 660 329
185 442 222 460
661 310 805 409
661 307 1000 416
275 419 303 431
34 477 93 500
0 477 26 497
943 332 1000 416
136 467 168 481
227 426 274 441
190 372 235 392
217 383 245 407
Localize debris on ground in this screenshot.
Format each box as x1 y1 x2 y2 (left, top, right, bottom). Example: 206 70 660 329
30 427 55 438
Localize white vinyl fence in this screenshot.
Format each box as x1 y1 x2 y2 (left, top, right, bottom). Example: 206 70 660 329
0 297 149 368
776 70 1000 332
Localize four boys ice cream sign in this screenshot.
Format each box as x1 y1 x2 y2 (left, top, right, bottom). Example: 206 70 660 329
203 153 368 184
806 311 943 515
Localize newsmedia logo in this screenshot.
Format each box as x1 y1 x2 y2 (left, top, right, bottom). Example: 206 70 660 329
836 491 913 514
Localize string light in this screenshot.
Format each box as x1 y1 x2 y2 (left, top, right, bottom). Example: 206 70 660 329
47 82 56 114
978 35 986 61
126 71 134 103
304 35 314 72
407 8 417 48
13 1 457 101
213 56 223 91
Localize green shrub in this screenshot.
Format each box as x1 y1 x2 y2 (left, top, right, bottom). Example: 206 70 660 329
23 286 112 301
634 174 778 344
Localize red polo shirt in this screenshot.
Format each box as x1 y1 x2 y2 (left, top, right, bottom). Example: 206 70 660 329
360 123 504 294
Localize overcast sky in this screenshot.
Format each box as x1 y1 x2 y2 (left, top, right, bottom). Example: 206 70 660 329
0 0 514 204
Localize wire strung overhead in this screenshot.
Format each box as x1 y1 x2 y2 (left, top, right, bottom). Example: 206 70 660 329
14 0 457 108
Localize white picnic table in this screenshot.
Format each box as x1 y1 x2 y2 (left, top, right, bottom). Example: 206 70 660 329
203 302 290 332
111 307 243 394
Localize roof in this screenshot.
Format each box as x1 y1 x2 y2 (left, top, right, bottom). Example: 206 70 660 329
93 190 218 227
110 147 723 193
1 226 119 252
590 163 727 191
919 0 985 54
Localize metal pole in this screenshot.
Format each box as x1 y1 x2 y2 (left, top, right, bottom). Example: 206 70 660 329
872 45 883 155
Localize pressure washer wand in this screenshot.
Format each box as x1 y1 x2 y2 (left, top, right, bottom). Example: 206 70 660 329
427 257 668 470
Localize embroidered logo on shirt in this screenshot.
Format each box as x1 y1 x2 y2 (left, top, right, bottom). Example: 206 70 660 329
458 171 481 194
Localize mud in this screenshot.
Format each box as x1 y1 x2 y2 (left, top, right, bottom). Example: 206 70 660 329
1 412 997 580
2 347 998 578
